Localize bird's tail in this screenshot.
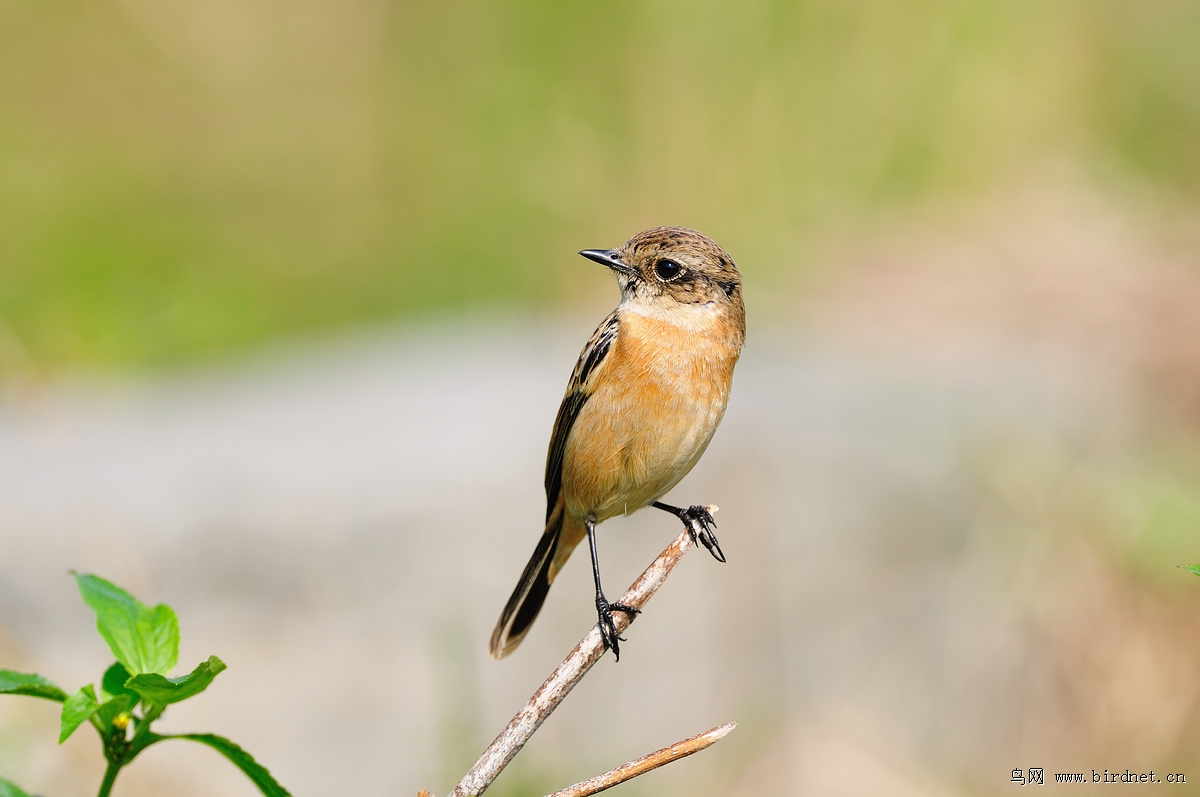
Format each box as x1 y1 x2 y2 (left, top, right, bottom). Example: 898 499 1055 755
489 501 571 659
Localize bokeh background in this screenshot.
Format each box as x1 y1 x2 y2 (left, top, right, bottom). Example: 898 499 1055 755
3 1 1200 795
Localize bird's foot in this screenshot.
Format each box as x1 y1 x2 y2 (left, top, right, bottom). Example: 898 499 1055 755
595 595 636 661
682 505 725 563
610 602 640 618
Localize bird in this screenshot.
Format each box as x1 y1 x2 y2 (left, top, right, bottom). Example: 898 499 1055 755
489 226 745 661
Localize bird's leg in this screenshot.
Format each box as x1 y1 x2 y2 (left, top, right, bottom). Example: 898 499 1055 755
586 516 639 661
652 501 725 563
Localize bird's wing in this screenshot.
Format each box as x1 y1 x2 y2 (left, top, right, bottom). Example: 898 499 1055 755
543 310 620 520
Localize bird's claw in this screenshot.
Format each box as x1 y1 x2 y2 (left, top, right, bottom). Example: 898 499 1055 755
610 602 640 618
595 595 635 661
683 505 725 563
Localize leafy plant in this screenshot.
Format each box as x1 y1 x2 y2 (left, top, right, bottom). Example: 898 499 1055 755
0 573 289 797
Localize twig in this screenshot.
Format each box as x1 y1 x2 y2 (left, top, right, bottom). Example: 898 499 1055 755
545 721 737 797
447 511 714 797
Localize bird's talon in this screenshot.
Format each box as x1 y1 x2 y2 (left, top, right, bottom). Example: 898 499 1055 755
683 505 726 562
595 596 625 660
697 529 727 563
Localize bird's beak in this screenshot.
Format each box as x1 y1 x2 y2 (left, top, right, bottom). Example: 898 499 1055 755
579 248 635 276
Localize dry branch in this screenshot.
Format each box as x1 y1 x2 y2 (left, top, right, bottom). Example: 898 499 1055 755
545 721 737 797
447 512 717 797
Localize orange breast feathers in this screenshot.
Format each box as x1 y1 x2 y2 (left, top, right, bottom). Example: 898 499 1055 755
559 310 740 524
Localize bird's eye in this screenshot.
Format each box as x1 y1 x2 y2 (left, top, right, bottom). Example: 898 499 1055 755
654 259 683 281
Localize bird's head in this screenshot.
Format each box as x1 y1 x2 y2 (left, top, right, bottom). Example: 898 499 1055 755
579 226 744 341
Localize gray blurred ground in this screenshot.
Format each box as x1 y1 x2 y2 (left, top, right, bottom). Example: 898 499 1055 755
4 188 1200 796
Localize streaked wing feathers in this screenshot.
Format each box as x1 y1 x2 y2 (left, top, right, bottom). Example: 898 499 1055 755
543 310 619 519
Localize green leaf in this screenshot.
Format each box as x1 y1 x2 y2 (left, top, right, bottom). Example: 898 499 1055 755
60 683 137 744
94 694 135 731
166 733 291 797
74 573 179 675
0 670 67 702
125 656 226 707
101 662 137 702
1183 563 1200 577
0 777 37 797
59 685 99 743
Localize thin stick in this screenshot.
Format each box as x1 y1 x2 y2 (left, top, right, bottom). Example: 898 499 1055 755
545 721 737 797
448 511 713 797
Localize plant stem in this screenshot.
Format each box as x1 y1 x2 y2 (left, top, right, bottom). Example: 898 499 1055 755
96 759 122 797
545 722 736 797
449 524 703 796
131 703 164 748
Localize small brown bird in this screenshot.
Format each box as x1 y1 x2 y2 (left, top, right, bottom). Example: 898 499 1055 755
489 227 745 660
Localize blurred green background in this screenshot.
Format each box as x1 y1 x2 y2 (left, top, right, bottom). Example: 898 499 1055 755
3 0 1200 371
5 4 1200 796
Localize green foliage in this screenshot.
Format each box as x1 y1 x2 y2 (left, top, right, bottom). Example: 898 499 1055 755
58 685 100 743
0 671 66 702
73 573 179 676
2 1 1200 371
100 662 137 703
92 694 136 739
124 656 227 706
1 574 289 797
166 734 291 797
0 778 36 797
1182 563 1200 577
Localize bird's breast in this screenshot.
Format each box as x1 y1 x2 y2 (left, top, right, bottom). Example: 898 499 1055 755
561 311 740 521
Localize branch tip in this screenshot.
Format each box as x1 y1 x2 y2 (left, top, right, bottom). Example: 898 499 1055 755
448 528 698 797
545 720 738 797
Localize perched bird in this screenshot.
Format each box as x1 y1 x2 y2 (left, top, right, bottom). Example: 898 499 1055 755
489 226 745 660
